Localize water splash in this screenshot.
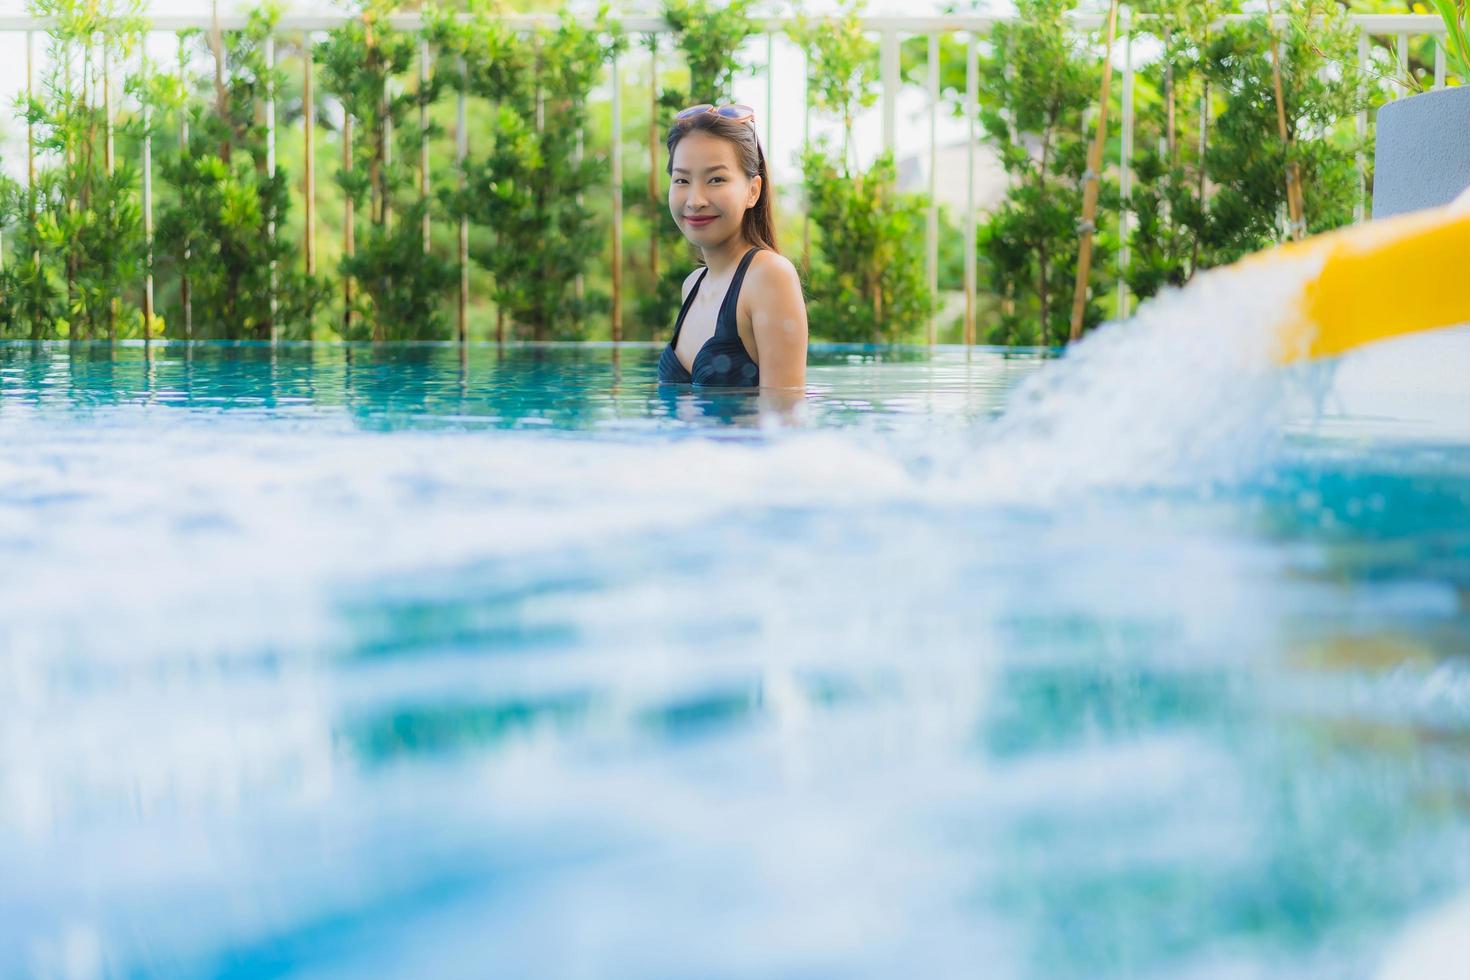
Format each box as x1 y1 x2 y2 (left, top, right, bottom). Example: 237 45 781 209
959 250 1329 501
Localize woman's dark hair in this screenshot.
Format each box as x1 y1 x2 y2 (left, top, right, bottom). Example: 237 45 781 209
665 112 780 255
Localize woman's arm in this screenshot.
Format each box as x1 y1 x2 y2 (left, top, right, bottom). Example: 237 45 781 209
748 254 809 389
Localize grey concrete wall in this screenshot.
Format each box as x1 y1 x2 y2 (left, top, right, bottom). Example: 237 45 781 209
1373 86 1470 219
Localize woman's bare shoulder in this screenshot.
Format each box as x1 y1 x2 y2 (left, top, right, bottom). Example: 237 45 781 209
746 250 803 294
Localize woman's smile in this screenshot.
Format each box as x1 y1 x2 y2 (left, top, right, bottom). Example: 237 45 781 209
683 214 718 228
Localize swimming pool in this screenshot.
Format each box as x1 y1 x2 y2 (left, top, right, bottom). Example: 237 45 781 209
2 334 1468 979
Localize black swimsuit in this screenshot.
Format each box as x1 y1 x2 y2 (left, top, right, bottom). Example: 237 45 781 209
657 247 762 387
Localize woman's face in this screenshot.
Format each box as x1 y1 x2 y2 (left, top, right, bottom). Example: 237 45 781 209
669 130 762 246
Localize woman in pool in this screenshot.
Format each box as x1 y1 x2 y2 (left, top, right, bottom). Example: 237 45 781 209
658 103 808 389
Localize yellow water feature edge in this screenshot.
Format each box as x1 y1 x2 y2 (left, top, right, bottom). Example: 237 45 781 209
1265 203 1470 365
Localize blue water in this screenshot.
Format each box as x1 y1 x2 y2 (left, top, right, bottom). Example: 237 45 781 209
2 339 1468 980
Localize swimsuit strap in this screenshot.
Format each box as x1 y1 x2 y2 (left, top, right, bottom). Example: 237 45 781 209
669 267 710 348
714 248 762 339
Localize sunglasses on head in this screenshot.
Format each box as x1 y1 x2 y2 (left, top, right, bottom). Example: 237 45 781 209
674 103 757 127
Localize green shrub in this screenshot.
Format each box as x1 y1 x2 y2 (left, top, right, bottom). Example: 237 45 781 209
1 0 147 340
788 0 934 344
975 0 1113 346
319 0 454 341
155 8 322 340
432 1 624 342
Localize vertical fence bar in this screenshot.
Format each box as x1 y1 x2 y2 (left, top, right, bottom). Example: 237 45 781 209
964 30 977 348
304 33 316 276
143 54 154 339
534 33 544 132
648 38 659 285
457 60 468 344
1397 32 1409 93
420 37 431 255
26 31 35 273
881 28 898 158
26 31 34 195
1356 29 1368 223
343 112 355 334
766 31 774 164
611 48 623 344
802 47 811 276
103 39 114 177
926 31 938 346
1117 7 1134 320
266 34 278 342
1435 36 1446 89
174 40 191 339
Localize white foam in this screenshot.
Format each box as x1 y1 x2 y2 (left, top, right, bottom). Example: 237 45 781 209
955 251 1326 501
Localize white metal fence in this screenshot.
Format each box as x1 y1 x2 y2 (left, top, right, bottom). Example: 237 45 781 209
0 11 1454 343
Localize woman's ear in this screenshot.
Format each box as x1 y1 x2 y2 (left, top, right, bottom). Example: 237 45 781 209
746 174 762 209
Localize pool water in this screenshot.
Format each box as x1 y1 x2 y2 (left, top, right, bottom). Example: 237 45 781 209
2 329 1468 978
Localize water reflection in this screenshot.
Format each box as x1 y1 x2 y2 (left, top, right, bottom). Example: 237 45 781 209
0 340 1034 432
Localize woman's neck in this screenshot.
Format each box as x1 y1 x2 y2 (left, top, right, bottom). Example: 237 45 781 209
699 236 753 280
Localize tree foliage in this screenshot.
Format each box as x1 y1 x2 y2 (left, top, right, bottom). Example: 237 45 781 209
1 0 147 339
976 0 1113 346
432 1 624 341
788 0 933 344
0 0 1405 346
1126 0 1370 300
155 8 320 340
319 0 454 340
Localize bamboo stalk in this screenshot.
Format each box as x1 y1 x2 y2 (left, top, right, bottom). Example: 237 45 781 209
1192 81 1208 275
266 33 277 343
575 125 585 315
420 38 431 256
1265 0 1306 241
143 57 154 340
103 35 116 340
364 11 382 235
26 31 35 275
1163 24 1175 163
1117 7 1134 320
383 81 393 234
1068 0 1121 343
304 33 316 276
